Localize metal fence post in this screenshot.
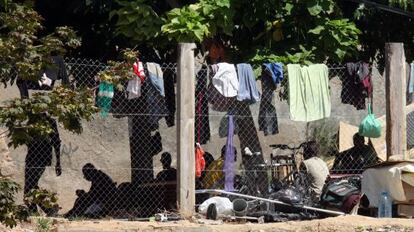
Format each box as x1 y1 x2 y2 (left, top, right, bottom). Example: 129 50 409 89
177 43 196 217
385 43 407 161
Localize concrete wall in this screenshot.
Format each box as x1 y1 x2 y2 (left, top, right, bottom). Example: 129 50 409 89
0 67 386 213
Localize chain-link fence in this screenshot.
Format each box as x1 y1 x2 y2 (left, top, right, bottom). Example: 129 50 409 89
2 57 387 218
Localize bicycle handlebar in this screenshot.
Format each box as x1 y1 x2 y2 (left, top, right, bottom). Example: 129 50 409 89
269 142 307 150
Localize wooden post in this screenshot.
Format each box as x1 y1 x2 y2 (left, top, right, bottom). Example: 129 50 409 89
177 43 196 217
385 43 407 160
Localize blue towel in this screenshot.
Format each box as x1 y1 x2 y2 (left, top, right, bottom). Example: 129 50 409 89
263 63 284 85
236 63 261 103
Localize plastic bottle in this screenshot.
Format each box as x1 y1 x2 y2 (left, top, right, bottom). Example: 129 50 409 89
378 191 392 218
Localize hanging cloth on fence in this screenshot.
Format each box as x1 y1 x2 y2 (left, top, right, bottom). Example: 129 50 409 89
163 66 176 127
258 64 280 136
195 67 211 144
236 63 261 103
133 60 146 82
408 63 414 103
97 82 114 118
342 62 372 110
208 64 236 112
147 62 165 97
224 115 235 191
263 63 284 86
16 56 68 98
287 64 330 122
212 63 239 97
195 143 206 178
127 61 145 99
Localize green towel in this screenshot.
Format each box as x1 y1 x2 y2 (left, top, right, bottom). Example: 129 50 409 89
97 82 114 118
287 64 330 122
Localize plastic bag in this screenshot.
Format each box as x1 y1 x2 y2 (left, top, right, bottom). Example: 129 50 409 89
199 197 233 216
359 104 381 138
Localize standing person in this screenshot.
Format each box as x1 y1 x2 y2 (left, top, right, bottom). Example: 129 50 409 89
24 114 61 213
300 141 329 203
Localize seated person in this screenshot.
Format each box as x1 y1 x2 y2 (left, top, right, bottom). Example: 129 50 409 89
300 141 330 203
65 163 117 218
155 152 177 182
332 133 378 174
202 145 237 189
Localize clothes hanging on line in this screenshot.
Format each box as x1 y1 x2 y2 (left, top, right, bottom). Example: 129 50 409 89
127 61 145 99
133 60 146 83
46 56 70 85
258 64 279 136
147 62 165 97
288 64 331 122
163 67 176 127
195 143 206 178
407 63 414 104
16 56 69 98
212 63 239 97
224 115 235 192
97 82 114 118
38 73 52 87
195 67 211 144
208 64 236 112
219 113 239 138
145 79 169 131
236 63 261 103
341 62 372 110
263 63 284 86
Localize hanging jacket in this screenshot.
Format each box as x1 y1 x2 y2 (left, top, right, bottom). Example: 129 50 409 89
258 67 279 135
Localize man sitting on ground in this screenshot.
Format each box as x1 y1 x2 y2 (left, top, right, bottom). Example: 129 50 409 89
155 152 177 182
65 163 117 218
202 145 237 189
300 141 330 203
332 133 378 174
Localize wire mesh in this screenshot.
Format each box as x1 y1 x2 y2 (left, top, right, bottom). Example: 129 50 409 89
3 58 386 218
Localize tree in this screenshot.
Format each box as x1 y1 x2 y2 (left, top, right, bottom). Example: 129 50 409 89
340 0 414 69
0 1 97 148
0 2 97 226
110 0 361 64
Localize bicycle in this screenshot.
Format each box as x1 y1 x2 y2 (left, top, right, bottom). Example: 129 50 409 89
237 142 309 197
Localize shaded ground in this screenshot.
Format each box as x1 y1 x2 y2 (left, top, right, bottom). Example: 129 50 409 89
1 215 414 232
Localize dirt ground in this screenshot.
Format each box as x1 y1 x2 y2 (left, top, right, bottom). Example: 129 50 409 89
1 215 414 232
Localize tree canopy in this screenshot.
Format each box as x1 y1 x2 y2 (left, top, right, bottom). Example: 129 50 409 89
110 0 361 64
29 0 414 64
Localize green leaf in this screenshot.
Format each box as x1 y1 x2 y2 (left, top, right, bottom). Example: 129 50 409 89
309 25 325 35
307 0 323 16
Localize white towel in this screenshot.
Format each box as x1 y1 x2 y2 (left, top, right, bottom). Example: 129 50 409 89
212 63 239 97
